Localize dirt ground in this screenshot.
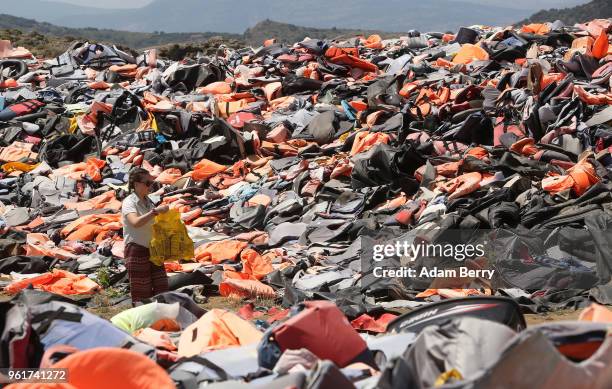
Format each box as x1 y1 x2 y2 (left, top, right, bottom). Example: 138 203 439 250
87 293 585 326
524 309 581 325
2 290 584 325
87 294 276 321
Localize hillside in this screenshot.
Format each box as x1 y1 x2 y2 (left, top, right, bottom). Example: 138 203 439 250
244 20 397 46
0 14 241 50
518 0 612 26
0 29 76 58
0 14 404 59
1 0 110 24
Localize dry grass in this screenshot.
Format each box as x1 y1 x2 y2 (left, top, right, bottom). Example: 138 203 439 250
3 286 585 326
84 291 282 321
87 303 128 321
524 309 581 326
0 29 75 58
200 295 245 311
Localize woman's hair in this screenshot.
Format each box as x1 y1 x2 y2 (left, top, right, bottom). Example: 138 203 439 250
128 168 150 191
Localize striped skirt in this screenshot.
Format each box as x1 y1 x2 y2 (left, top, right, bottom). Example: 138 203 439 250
124 243 168 303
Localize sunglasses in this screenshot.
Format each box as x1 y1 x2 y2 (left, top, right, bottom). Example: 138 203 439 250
139 180 155 187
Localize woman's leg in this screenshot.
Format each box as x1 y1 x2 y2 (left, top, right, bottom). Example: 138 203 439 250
126 243 154 302
151 263 169 296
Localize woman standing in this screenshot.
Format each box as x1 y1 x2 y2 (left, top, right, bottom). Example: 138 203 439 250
122 168 169 303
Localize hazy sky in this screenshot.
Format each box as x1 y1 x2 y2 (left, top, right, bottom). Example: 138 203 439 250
51 0 586 9
52 0 153 8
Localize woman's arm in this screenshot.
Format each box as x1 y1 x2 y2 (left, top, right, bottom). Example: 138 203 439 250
125 205 170 228
125 210 156 228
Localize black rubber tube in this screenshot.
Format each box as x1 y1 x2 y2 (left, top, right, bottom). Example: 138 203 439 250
0 60 28 79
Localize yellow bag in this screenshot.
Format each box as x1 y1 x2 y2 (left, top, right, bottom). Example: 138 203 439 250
149 210 195 266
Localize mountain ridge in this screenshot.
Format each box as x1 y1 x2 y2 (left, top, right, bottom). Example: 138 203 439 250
518 0 611 26
0 14 401 58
